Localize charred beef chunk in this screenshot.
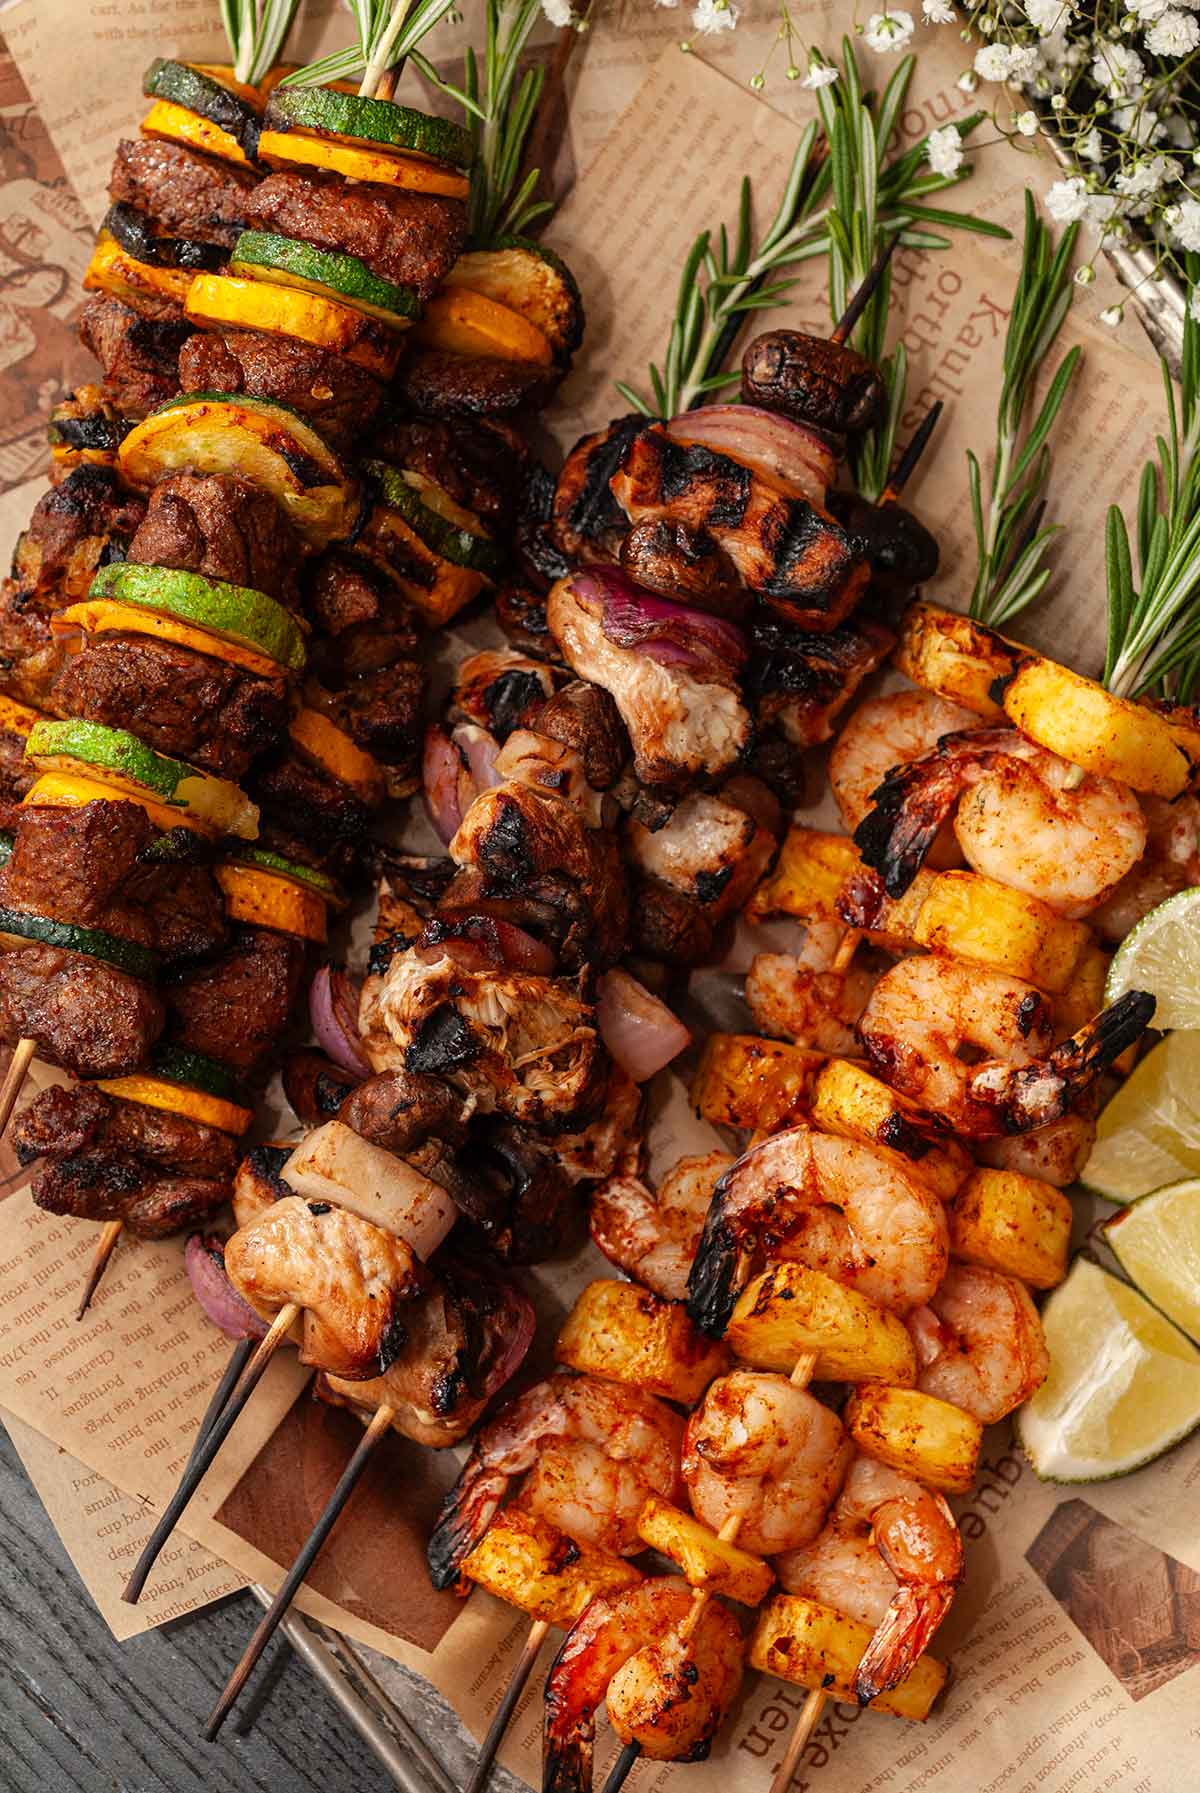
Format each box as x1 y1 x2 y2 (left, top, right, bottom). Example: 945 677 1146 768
78 294 192 414
165 925 305 1076
741 328 884 437
257 816 359 886
126 472 304 606
0 946 164 1077
282 1050 361 1127
253 743 373 848
338 1069 470 1156
0 800 156 943
54 631 291 780
177 329 385 451
0 583 67 711
125 861 229 963
745 612 895 748
0 725 34 804
312 659 424 769
550 416 643 563
109 138 257 247
244 169 466 297
456 1116 577 1261
393 348 560 419
495 580 556 659
532 679 628 789
10 464 145 611
367 415 525 524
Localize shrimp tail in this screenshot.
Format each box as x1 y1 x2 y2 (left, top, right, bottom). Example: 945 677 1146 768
426 1456 508 1589
968 987 1156 1134
1049 988 1156 1087
542 1707 593 1793
852 1581 957 1704
684 1203 742 1339
853 756 953 898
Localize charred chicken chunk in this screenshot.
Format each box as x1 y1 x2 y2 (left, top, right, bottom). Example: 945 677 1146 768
550 416 643 563
627 787 777 917
452 649 557 739
745 611 895 749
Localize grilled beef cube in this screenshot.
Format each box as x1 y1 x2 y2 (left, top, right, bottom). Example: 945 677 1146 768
109 137 257 248
745 612 895 748
0 582 66 711
127 471 304 606
78 294 191 414
10 464 144 613
0 800 156 944
165 924 305 1076
495 581 556 659
257 816 359 887
282 1049 361 1127
177 329 385 451
125 861 229 964
244 168 466 298
0 723 34 804
394 348 560 419
252 750 372 847
312 659 423 770
550 417 643 564
0 946 164 1077
532 679 628 790
54 632 291 781
368 415 525 525
306 555 421 687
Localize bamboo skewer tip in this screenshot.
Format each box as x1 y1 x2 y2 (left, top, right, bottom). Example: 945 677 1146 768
0 1036 36 1137
463 1617 553 1793
768 1688 828 1793
76 1219 124 1320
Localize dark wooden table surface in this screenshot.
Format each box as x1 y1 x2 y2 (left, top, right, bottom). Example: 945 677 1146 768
0 1424 387 1793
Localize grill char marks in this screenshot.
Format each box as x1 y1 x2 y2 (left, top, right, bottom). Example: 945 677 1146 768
78 295 192 415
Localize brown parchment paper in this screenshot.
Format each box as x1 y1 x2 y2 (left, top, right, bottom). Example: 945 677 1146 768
0 4 1197 1790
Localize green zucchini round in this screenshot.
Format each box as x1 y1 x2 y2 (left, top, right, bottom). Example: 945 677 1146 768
265 85 473 170
87 562 308 673
142 59 261 157
231 230 421 330
365 459 506 580
0 906 159 978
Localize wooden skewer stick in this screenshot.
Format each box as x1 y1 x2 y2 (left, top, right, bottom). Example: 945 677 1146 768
188 1335 258 1467
600 1738 644 1793
830 236 899 346
880 400 944 505
463 1618 553 1793
830 929 862 976
204 1400 396 1738
122 1301 299 1604
768 1688 828 1793
0 1036 35 1137
76 1219 123 1320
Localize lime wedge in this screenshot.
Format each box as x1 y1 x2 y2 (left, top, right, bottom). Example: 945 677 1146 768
1081 1031 1200 1202
1102 1178 1200 1343
1105 886 1200 1029
1016 1257 1200 1481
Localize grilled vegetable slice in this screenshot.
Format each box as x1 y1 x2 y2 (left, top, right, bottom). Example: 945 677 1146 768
893 598 1017 718
143 59 262 155
151 1044 245 1103
911 868 1089 992
185 274 402 379
288 708 385 806
414 287 553 365
750 1593 947 1719
728 1263 917 1385
103 203 225 272
215 861 326 943
637 1496 774 1607
140 98 251 167
355 506 487 626
231 230 421 331
232 845 343 905
25 719 260 840
948 1166 1073 1290
263 86 472 168
555 1278 729 1405
443 239 583 362
461 1509 642 1623
1001 656 1193 798
89 562 306 671
0 905 157 977
58 600 289 682
47 409 129 470
809 1058 971 1202
746 824 861 924
690 1032 819 1134
83 230 197 308
366 458 503 577
96 1071 252 1137
118 395 357 548
0 695 43 741
25 768 243 840
843 1386 983 1496
256 128 470 196
281 1119 457 1257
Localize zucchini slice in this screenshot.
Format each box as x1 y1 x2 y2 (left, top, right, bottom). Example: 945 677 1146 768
25 718 260 841
96 1071 253 1137
141 98 251 168
151 1043 246 1103
365 458 505 579
58 600 292 683
232 844 345 906
287 707 386 806
444 239 584 362
143 59 262 156
230 230 421 332
118 395 358 549
414 287 553 366
0 905 158 978
184 273 402 379
263 86 473 169
83 230 195 309
215 860 327 944
104 202 225 272
255 128 470 197
354 506 487 626
89 561 306 672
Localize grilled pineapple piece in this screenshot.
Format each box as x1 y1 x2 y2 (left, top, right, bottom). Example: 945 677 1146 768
691 1033 820 1134
556 1279 729 1404
750 1592 947 1719
843 1385 982 1495
810 1058 971 1202
1001 656 1193 798
727 1264 917 1386
912 869 1089 993
893 599 1017 719
461 1508 642 1623
949 1166 1072 1290
746 826 859 924
637 1496 774 1607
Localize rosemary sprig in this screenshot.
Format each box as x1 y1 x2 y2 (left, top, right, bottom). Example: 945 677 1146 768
1103 257 1200 703
967 192 1081 629
280 0 459 97
219 0 301 86
463 0 556 248
617 38 1004 423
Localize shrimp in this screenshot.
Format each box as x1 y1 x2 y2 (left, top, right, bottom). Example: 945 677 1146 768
685 1124 949 1337
682 1369 852 1555
776 1456 963 1702
745 920 883 1055
590 1152 733 1302
426 1372 684 1586
1091 793 1200 943
854 724 1147 917
830 690 979 868
544 1577 745 1793
906 1262 1050 1424
976 1107 1097 1187
857 954 1154 1138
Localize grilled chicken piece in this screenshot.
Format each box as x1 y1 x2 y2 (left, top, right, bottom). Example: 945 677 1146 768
224 1193 429 1379
745 611 895 748
495 578 558 657
554 1066 643 1186
610 424 868 630
515 465 572 593
741 328 885 436
626 787 777 917
550 417 643 563
547 573 751 789
231 1143 293 1229
452 649 558 739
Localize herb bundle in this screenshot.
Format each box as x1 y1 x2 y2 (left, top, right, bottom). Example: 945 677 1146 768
460 0 560 247
219 0 301 86
280 0 459 98
967 193 1082 630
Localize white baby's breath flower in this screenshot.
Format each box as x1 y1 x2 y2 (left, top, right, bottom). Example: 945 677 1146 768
1146 8 1200 52
864 10 915 51
1006 43 1040 84
957 68 979 92
1015 109 1039 135
1076 127 1104 161
1189 287 1200 322
1024 0 1069 31
922 0 955 21
1099 305 1123 326
802 58 840 89
974 42 1013 79
1045 175 1091 222
541 0 573 24
1074 264 1097 285
1087 192 1120 231
1165 198 1200 252
1114 154 1179 202
1091 41 1145 96
690 0 738 33
925 124 964 177
1127 0 1171 19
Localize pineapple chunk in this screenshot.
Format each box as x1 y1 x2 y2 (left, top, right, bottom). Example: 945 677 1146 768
556 1279 729 1404
1002 656 1191 798
461 1508 641 1623
893 599 1017 719
912 869 1089 993
949 1166 1072 1290
750 1593 947 1719
691 1033 820 1134
1055 940 1109 1035
727 1263 917 1386
843 1385 982 1495
637 1496 774 1606
810 1058 970 1202
746 827 859 924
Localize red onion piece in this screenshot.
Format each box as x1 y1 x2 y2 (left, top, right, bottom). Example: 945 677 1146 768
310 964 370 1076
482 1278 537 1399
423 725 467 846
185 1234 268 1341
421 915 556 976
574 566 747 681
596 968 691 1082
666 404 835 505
451 723 502 794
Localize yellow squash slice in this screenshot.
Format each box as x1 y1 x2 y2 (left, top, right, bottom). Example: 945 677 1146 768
288 708 386 806
96 1073 252 1137
256 128 469 196
215 863 327 944
184 274 401 380
141 98 250 166
415 287 553 365
83 231 194 309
